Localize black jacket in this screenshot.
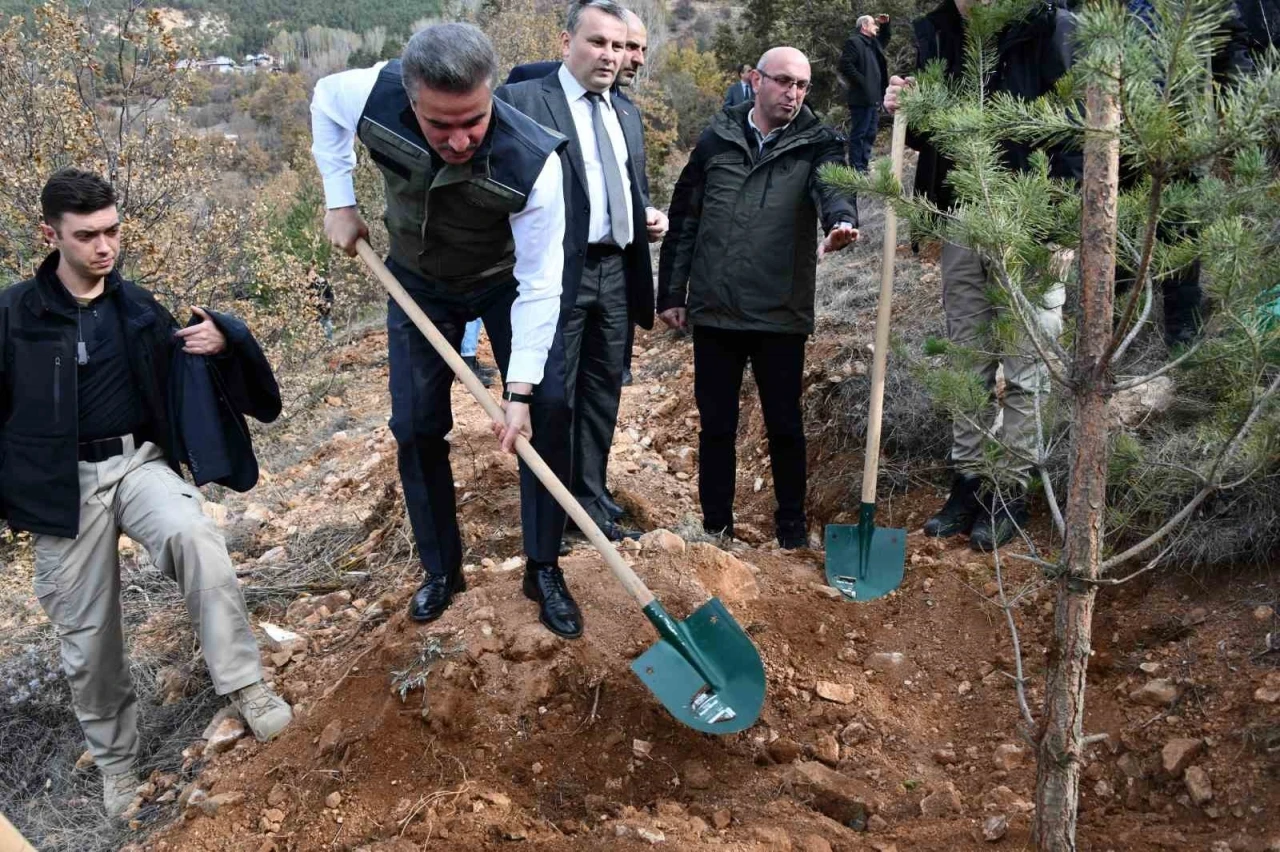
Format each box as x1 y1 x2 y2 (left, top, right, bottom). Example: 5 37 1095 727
908 0 1081 212
657 103 857 336
839 23 893 107
0 252 275 538
170 310 281 492
496 74 656 327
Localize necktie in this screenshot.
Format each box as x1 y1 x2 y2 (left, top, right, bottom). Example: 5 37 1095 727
585 91 629 247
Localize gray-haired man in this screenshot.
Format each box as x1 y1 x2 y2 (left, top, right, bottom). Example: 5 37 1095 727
310 23 585 638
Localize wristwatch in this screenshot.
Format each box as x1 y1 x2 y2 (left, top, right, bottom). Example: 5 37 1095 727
502 388 536 404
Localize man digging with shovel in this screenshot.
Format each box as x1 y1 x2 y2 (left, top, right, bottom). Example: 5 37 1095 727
311 23 585 638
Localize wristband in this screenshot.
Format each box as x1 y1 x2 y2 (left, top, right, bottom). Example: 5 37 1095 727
502 388 535 404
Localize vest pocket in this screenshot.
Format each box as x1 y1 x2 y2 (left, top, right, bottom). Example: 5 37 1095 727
369 148 412 180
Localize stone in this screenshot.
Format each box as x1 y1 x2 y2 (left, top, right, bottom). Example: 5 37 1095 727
982 815 1009 842
1256 679 1280 704
243 504 273 524
865 652 908 675
981 786 1033 813
260 622 306 655
1131 679 1179 707
75 750 95 770
202 502 230 527
267 783 289 807
814 732 841 767
1184 766 1213 805
768 737 804 765
639 529 686 555
750 826 792 851
636 827 666 844
711 809 732 830
504 624 561 662
1253 605 1275 622
689 542 760 603
1160 738 1203 777
205 717 246 754
787 761 878 825
682 760 713 790
196 791 245 816
815 681 857 705
933 748 959 766
867 815 889 832
1111 376 1175 427
664 447 696 475
797 835 833 852
993 744 1025 771
318 720 344 756
808 583 844 600
325 791 342 808
1117 753 1148 779
920 782 963 818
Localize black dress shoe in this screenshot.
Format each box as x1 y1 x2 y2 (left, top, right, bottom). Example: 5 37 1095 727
523 561 583 639
408 570 466 622
600 491 626 521
621 369 634 386
568 519 641 542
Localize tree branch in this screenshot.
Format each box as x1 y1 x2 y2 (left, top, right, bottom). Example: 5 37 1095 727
1112 273 1154 364
1104 174 1164 367
1112 338 1205 391
991 538 1038 740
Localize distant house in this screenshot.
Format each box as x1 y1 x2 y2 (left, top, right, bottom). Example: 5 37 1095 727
205 56 237 73
243 53 275 68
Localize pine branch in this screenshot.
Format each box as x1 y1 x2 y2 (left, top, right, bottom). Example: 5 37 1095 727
1111 338 1205 391
1104 174 1164 367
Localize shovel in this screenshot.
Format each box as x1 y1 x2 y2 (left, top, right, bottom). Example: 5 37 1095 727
824 111 909 602
355 241 765 734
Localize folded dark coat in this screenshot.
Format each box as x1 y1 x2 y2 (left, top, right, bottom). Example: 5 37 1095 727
169 310 281 492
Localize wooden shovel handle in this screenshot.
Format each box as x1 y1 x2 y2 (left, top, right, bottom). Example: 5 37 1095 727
354 240 657 608
860 111 909 506
0 811 35 852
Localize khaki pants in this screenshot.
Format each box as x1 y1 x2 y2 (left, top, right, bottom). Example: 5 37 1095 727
33 437 262 774
940 242 1065 486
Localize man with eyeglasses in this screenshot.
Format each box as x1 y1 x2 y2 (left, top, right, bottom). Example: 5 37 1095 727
658 46 858 551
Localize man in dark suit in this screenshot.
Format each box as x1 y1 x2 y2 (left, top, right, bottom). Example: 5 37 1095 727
497 0 667 541
838 13 891 172
723 63 755 107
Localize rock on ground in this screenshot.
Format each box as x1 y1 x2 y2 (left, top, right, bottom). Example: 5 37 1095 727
1184 766 1213 805
920 782 964 818
1130 679 1179 707
787 761 878 824
1160 738 1203 777
503 624 561 662
815 681 857 704
688 542 760 603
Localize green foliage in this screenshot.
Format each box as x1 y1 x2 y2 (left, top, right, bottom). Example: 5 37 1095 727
825 0 1280 567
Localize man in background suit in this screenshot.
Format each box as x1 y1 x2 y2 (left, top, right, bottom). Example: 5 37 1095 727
498 0 667 541
724 63 755 106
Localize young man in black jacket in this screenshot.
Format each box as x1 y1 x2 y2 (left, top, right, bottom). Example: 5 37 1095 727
658 47 858 550
0 169 292 818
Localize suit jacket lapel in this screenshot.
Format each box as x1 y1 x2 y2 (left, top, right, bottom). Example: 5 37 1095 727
540 75 589 196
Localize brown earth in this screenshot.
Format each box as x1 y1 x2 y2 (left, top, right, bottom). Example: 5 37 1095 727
98 311 1280 852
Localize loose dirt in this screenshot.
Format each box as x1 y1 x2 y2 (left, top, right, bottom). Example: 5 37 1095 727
112 311 1280 852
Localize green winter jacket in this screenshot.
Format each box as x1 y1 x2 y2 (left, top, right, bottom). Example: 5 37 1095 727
657 103 857 336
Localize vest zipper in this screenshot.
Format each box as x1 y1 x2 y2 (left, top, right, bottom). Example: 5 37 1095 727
53 355 62 424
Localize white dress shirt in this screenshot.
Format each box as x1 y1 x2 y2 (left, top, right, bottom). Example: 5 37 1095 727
556 64 633 247
310 63 565 386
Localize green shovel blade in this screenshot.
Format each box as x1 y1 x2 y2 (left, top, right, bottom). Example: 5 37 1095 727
630 598 765 735
824 502 906 602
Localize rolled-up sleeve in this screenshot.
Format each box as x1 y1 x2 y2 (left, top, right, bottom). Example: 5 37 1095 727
310 63 384 210
506 153 566 385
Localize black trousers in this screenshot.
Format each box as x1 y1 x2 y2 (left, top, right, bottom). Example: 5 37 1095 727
693 326 807 535
562 251 629 526
385 259 572 577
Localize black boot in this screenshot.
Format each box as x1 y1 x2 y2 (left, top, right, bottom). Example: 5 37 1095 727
923 474 983 538
523 561 583 639
408 569 466 622
777 518 808 550
970 491 1030 552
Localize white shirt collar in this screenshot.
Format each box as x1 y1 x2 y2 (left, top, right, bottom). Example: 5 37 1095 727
558 63 612 107
747 108 790 144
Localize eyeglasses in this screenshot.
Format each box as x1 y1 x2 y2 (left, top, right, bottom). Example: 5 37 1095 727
757 71 810 93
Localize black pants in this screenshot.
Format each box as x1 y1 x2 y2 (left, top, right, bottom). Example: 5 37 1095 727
385 259 572 577
847 105 880 173
562 251 629 526
693 326 807 535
